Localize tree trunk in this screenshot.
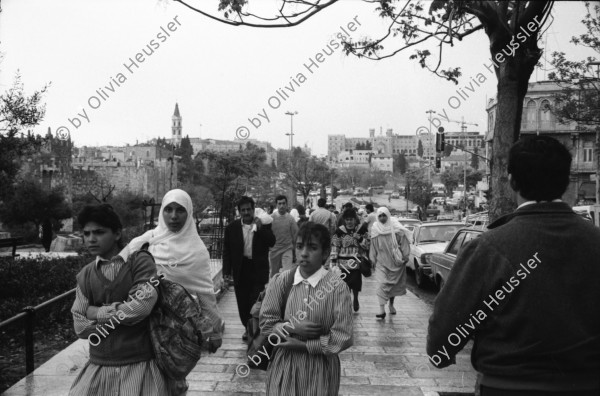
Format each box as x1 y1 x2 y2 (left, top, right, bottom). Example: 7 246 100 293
487 16 542 223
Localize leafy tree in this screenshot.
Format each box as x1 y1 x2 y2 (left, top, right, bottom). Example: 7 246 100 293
175 135 199 184
0 73 48 200
406 170 432 209
444 144 454 157
199 144 266 224
359 168 387 189
441 168 460 196
365 140 372 150
281 147 331 205
417 139 424 158
179 183 215 222
336 166 362 189
466 169 484 189
548 2 599 128
393 153 407 174
188 0 555 221
0 180 71 251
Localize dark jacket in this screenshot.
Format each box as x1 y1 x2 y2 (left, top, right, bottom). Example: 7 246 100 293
222 219 275 285
427 202 600 391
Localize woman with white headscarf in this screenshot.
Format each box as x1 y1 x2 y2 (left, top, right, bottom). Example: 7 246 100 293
121 189 224 341
369 207 411 319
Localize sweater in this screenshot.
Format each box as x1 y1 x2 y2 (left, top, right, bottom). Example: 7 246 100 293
427 202 600 391
76 251 157 365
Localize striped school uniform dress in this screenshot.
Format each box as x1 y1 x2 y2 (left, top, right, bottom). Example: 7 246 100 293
260 268 354 396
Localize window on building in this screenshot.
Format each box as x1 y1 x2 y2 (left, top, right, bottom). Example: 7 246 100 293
524 100 537 130
146 150 150 157
583 148 593 163
539 100 554 130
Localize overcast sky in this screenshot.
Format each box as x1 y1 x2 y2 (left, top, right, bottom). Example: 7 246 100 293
0 1 594 156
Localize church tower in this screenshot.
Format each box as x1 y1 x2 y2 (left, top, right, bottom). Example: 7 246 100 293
171 103 182 145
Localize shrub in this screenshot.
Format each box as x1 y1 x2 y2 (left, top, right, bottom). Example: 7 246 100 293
0 256 88 322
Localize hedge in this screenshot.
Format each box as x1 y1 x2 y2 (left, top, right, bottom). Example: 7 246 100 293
0 255 90 323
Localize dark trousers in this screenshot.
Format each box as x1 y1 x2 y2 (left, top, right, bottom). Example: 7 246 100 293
234 257 267 328
481 385 599 396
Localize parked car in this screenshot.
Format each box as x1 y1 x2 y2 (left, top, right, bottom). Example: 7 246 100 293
396 218 421 239
465 211 489 229
391 192 400 199
430 228 484 290
408 222 465 287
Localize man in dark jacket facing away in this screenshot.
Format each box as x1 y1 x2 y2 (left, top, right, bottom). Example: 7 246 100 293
427 136 600 395
223 196 275 341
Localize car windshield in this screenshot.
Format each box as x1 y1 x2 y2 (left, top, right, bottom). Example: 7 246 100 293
417 225 463 243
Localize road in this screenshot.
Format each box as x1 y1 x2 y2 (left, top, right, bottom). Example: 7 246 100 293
314 193 417 213
405 267 438 307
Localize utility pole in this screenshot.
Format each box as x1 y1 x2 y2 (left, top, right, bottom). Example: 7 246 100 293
285 111 298 152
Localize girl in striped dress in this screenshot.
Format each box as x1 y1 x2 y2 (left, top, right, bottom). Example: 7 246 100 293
69 204 170 395
260 222 354 396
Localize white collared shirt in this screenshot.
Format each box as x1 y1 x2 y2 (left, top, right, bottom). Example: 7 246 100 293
242 222 256 259
517 199 562 210
293 266 327 288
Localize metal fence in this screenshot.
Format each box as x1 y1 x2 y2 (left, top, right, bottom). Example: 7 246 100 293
0 288 76 375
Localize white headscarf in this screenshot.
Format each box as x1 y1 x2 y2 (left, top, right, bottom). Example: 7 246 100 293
370 207 411 240
120 189 215 295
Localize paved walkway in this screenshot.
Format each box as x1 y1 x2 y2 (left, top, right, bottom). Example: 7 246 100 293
4 277 477 396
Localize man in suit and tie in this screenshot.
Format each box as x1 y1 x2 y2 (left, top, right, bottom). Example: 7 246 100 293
223 196 276 341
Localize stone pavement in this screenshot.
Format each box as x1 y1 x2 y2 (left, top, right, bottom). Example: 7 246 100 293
4 277 477 396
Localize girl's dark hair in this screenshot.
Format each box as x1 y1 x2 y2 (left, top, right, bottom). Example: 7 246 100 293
77 204 124 248
296 222 331 252
342 207 358 220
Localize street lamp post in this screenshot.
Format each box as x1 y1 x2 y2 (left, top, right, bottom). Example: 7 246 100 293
285 111 298 152
425 110 436 183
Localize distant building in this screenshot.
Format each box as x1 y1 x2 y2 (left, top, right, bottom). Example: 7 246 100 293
171 103 182 146
327 127 450 164
486 80 597 204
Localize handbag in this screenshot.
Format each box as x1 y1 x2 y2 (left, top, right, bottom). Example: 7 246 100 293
246 270 295 370
355 256 372 277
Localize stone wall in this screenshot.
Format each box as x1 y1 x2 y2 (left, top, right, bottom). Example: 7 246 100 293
71 159 178 200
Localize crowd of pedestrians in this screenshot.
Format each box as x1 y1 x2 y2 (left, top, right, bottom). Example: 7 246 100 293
68 136 599 395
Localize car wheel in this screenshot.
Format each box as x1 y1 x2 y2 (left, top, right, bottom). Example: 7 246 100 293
438 276 445 291
414 260 424 288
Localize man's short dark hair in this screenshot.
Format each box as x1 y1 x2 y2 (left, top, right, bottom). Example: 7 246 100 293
317 198 327 207
237 196 255 210
275 195 287 204
508 136 572 201
366 204 374 212
296 204 306 216
343 202 353 210
78 204 123 232
296 222 331 253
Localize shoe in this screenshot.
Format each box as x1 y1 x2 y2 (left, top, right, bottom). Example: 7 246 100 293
242 331 248 341
353 299 359 312
389 306 397 315
375 313 386 319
